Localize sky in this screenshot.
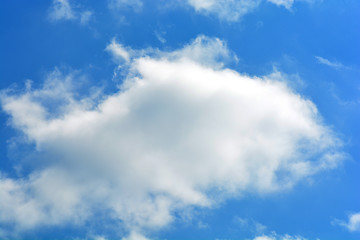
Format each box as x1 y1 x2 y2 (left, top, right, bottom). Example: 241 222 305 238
0 0 359 240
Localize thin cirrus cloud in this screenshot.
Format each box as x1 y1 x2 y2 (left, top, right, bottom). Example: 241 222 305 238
108 0 143 11
186 0 304 21
186 0 262 22
266 0 294 9
0 36 342 239
49 0 307 23
105 0 310 22
233 217 267 234
253 233 310 240
315 56 350 70
48 0 93 25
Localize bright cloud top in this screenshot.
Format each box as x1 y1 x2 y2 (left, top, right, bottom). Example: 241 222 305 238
0 36 341 238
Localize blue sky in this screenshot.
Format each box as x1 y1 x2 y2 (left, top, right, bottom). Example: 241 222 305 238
0 1 359 240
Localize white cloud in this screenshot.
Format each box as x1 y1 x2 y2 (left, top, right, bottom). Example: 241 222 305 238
49 0 75 21
346 213 360 232
187 0 261 21
186 0 313 21
0 36 342 238
0 168 88 230
80 10 93 25
121 231 150 240
315 56 350 70
254 236 275 240
234 217 267 234
168 35 236 68
266 0 294 9
253 232 310 240
49 0 93 25
106 39 132 63
93 236 108 240
107 35 237 69
155 30 167 44
333 212 360 232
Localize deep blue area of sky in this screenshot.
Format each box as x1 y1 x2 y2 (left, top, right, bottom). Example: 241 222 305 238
0 0 359 239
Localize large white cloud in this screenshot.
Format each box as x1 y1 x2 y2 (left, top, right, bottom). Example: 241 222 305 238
0 36 342 239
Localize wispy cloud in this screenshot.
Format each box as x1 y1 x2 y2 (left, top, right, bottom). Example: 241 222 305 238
121 232 150 240
48 0 93 25
186 0 310 21
48 0 75 21
333 212 360 232
267 0 294 10
187 0 261 22
315 56 350 70
155 30 167 44
233 217 267 234
108 0 143 11
79 10 93 25
106 39 132 63
253 232 312 240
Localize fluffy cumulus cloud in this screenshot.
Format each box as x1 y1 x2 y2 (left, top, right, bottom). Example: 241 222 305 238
48 0 93 25
0 36 342 238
